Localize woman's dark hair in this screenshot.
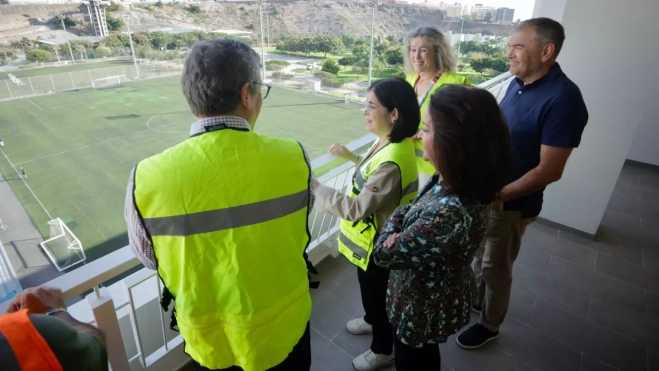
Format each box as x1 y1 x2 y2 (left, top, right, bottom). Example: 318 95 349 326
368 78 420 143
427 85 512 204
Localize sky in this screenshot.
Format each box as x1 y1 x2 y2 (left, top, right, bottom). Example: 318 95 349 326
461 0 535 21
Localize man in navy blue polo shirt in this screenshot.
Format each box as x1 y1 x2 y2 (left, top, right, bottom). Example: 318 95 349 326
457 17 588 349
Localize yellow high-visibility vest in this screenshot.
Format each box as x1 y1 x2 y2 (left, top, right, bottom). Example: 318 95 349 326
134 128 312 371
407 72 471 175
338 138 418 270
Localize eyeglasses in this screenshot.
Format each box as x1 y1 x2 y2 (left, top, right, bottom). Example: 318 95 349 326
252 82 272 100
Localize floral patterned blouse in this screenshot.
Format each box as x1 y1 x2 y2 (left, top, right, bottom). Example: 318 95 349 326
373 176 489 347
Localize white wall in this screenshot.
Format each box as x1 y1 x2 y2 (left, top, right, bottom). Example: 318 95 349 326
536 0 659 235
532 0 567 21
627 120 659 166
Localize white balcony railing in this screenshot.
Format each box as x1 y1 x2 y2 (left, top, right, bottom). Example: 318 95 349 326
0 72 513 371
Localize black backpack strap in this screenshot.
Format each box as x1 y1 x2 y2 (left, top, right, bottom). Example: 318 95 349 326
160 286 179 332
303 251 320 289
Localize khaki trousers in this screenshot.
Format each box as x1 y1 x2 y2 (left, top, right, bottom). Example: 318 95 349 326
472 210 536 331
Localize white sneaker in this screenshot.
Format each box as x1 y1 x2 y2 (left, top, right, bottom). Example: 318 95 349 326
352 349 395 371
346 317 373 335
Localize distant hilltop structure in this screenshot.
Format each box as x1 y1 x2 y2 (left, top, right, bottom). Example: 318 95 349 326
87 0 110 37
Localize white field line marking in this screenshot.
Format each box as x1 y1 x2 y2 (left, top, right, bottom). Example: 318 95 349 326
27 99 44 111
0 147 52 220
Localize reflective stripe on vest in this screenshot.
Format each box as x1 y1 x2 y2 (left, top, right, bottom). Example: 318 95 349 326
143 190 308 236
338 138 418 270
0 310 63 371
407 72 471 175
134 128 312 371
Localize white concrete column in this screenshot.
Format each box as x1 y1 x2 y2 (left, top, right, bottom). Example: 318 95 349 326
536 0 659 235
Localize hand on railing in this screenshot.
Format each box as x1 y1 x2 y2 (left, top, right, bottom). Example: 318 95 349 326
5 286 66 314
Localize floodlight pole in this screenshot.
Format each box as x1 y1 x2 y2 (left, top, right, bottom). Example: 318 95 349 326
259 0 266 81
266 11 270 50
59 16 76 63
367 0 376 87
456 8 466 66
122 15 140 79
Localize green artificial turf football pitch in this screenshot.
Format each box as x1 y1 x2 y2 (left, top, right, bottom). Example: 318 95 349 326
0 74 366 263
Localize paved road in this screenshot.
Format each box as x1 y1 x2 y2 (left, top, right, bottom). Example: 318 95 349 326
0 157 60 290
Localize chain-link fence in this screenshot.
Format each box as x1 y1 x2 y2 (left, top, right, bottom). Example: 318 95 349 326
0 60 184 100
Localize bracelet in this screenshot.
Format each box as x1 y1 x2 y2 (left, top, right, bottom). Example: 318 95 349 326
45 308 67 316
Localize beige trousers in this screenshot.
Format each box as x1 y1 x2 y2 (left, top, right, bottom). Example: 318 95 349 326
472 210 536 331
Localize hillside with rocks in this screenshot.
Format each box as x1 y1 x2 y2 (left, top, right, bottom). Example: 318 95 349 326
0 2 512 44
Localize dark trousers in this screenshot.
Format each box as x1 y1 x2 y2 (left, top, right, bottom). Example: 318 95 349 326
357 254 393 355
393 330 441 371
193 322 311 371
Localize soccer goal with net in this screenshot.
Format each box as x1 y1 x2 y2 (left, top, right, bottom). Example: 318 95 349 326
39 218 86 272
91 75 124 89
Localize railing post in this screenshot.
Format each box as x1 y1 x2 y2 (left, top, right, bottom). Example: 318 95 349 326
86 287 130 371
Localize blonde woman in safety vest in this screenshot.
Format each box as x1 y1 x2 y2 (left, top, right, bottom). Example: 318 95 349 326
405 26 471 187
312 78 420 371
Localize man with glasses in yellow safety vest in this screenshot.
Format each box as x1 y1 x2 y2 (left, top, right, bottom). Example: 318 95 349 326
124 39 316 371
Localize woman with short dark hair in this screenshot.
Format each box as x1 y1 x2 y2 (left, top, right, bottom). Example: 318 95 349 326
312 78 420 370
373 85 512 370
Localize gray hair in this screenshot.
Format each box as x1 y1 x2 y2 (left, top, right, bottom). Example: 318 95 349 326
404 27 456 76
516 17 566 58
181 39 261 116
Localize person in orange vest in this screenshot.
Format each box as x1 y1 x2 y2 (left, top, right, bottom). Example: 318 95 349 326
0 286 108 371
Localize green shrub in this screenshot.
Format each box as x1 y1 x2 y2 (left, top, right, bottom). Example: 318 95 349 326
266 59 290 66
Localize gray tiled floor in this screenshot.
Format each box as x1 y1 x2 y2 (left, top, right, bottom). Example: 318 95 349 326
308 163 659 371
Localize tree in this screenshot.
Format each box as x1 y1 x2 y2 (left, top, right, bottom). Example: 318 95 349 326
372 60 385 77
13 37 33 48
321 58 340 75
341 34 357 50
469 53 489 74
392 65 406 79
352 66 363 78
271 5 279 16
470 52 508 75
338 55 357 70
106 15 123 31
55 16 76 29
267 64 284 72
154 0 163 7
149 31 171 50
95 46 112 57
314 34 342 57
187 4 202 14
131 33 151 46
484 11 493 22
106 1 122 11
0 50 16 64
39 44 54 52
352 43 368 61
26 49 52 62
384 46 403 65
102 34 130 48
266 59 289 66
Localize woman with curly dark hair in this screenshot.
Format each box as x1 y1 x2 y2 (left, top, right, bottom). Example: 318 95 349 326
374 85 512 370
